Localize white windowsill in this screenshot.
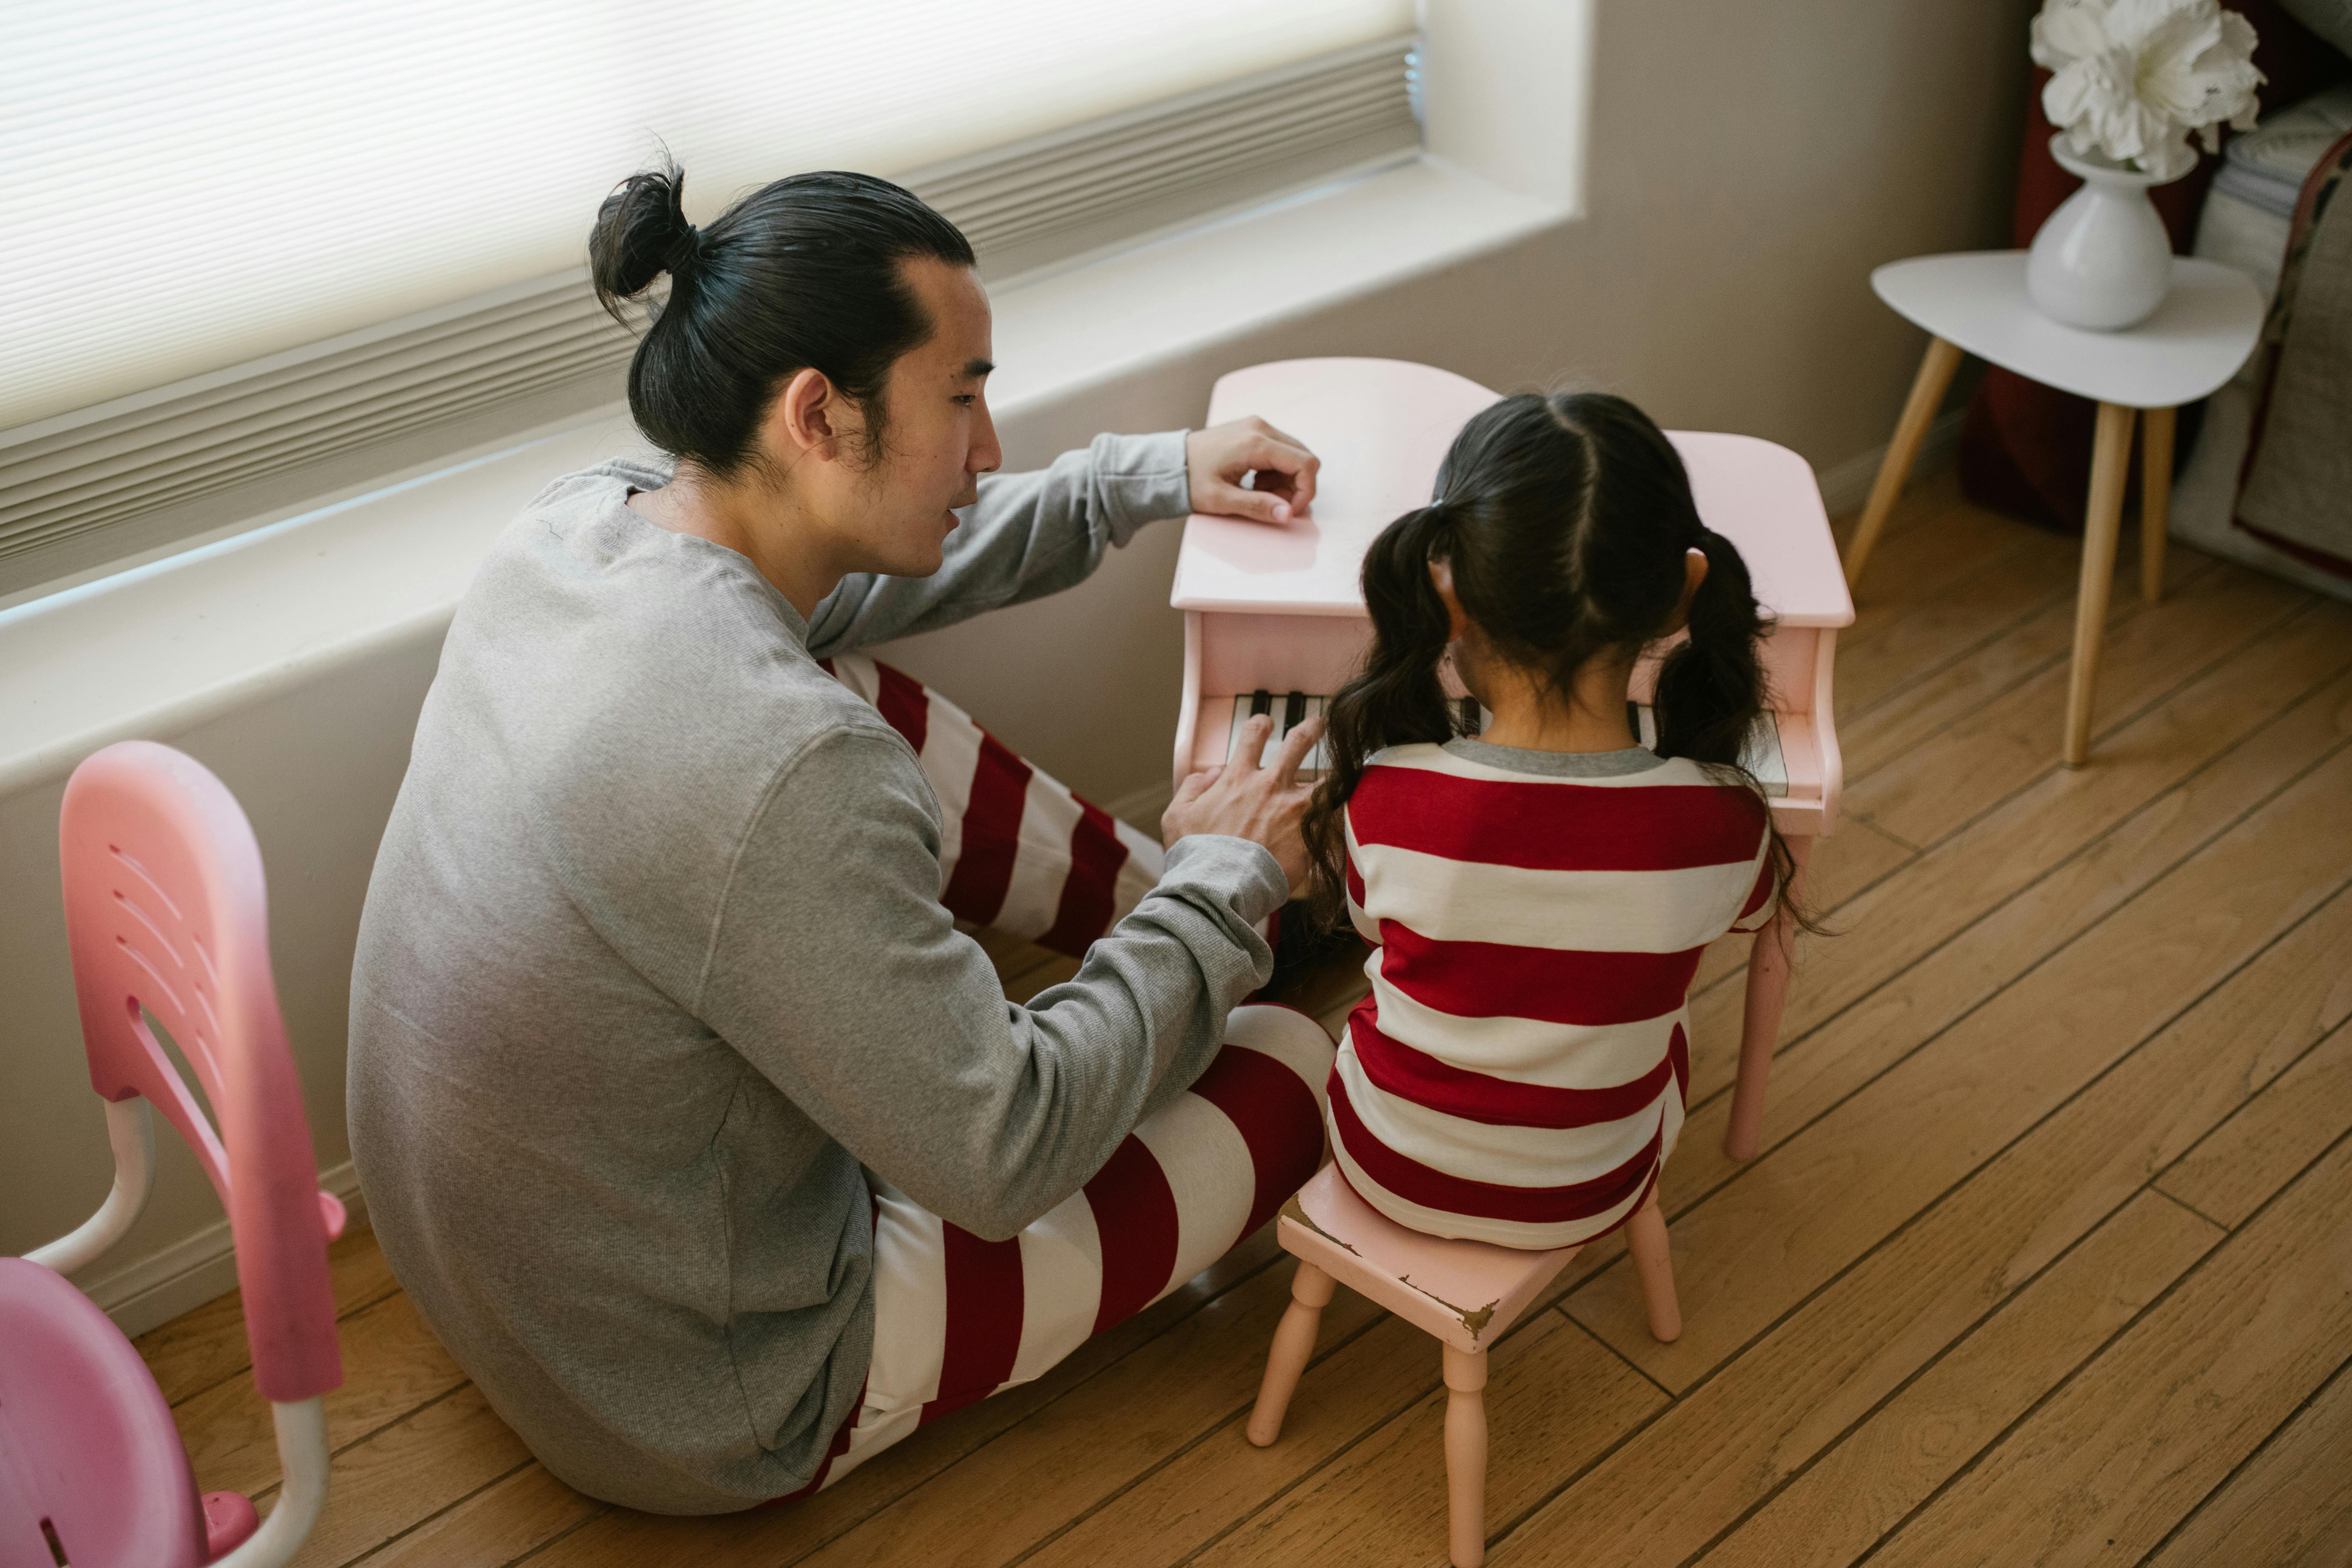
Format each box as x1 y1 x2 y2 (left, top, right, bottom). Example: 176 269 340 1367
0 156 1564 797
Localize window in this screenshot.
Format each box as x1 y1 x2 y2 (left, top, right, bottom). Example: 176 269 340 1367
0 0 1417 593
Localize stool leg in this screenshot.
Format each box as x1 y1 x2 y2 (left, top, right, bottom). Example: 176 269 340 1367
1724 834 1813 1163
2065 402 2138 767
1247 1260 1335 1447
1626 1185 1682 1344
1845 335 1964 591
2141 404 2176 604
1442 1344 1490 1568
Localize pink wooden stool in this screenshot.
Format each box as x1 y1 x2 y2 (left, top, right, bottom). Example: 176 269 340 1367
1246 1165 1680 1568
2 741 344 1568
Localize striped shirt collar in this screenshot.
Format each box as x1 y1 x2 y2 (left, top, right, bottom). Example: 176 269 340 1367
1438 739 1669 778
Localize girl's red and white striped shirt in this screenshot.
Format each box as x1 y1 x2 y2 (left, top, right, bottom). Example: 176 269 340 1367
1330 739 1776 1251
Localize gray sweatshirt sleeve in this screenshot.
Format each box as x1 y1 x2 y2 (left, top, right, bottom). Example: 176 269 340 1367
805 430 1189 656
692 724 1284 1240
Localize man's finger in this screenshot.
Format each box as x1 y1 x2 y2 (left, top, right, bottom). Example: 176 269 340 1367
1271 715 1324 790
1244 433 1320 512
1172 766 1219 805
1202 481 1291 525
1231 713 1275 768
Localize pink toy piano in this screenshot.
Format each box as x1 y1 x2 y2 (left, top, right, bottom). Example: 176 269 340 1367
1170 358 1854 1160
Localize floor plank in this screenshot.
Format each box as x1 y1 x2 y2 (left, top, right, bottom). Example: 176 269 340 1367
1003 953 1081 1004
1835 529 2077 720
1836 551 2217 793
2141 1359 2352 1568
348 1462 602 1568
137 1225 402 1408
1201 1313 1666 1568
1486 878 2352 1568
1864 1131 2352 1568
2157 1017 2352 1229
1688 814 1918 995
1836 476 2032 646
176 1288 467 1500
1020 1312 1436 1568
784 1258 1388 1568
1693 1191 2221 1568
1676 641 2352 1201
278 1386 531 1568
1571 743 2352 1389
1846 561 2302 848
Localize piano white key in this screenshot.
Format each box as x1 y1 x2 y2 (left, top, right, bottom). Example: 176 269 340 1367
1223 691 1338 772
1624 702 1783 796
1225 693 1256 765
1742 709 1790 798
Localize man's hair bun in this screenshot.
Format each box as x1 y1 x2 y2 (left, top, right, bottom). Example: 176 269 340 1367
590 158 698 307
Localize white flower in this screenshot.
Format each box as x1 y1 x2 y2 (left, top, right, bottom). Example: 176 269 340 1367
2030 0 2264 180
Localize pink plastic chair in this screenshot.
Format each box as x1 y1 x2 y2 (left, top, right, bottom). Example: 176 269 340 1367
2 741 344 1568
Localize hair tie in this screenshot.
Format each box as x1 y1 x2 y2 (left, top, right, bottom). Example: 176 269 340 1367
655 169 700 282
665 221 701 282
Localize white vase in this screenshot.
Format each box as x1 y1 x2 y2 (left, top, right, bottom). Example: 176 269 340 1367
2026 134 2176 331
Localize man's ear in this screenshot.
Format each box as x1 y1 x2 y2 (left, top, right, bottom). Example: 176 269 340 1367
763 366 842 463
1428 557 1471 642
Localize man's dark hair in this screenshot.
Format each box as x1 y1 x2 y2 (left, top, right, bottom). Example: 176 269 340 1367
590 160 976 474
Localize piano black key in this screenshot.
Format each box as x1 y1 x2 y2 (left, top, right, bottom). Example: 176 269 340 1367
1283 690 1307 732
1248 688 1273 718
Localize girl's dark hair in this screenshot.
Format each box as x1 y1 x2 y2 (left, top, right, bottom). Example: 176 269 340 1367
1303 390 1817 933
589 159 976 476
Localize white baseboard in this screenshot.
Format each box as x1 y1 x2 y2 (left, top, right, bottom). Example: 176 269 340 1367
78 1159 370 1339
1813 407 1966 520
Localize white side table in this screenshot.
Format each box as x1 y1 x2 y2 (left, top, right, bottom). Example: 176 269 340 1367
1848 251 2263 765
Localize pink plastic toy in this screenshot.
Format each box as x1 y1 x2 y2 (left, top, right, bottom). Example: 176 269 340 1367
1169 358 1853 1160
3 740 344 1568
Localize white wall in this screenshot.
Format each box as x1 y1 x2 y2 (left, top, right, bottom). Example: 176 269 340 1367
0 0 2032 1329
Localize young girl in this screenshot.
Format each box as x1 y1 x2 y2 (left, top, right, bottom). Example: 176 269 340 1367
1303 390 1800 1252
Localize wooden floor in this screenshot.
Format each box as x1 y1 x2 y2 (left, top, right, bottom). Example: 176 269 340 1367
143 469 2352 1568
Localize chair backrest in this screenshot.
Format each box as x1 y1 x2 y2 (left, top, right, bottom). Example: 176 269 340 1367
58 741 342 1404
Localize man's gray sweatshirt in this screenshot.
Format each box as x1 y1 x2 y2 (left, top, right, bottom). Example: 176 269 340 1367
347 432 1287 1514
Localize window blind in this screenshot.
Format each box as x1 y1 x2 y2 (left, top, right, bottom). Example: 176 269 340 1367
2 0 1414 434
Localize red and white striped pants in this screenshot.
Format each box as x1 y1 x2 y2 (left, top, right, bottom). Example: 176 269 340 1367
801 656 1336 1495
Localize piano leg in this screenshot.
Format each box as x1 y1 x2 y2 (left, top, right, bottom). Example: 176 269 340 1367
1724 833 1813 1163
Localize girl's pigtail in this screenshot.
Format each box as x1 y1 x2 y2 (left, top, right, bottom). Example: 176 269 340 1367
1302 503 1458 931
1654 527 1825 935
1652 528 1770 770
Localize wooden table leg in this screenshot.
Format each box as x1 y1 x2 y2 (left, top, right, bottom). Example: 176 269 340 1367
2140 404 2176 604
1844 335 1964 592
2065 402 2138 767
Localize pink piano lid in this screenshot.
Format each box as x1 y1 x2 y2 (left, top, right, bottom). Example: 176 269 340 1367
1670 431 1853 628
1170 359 1853 630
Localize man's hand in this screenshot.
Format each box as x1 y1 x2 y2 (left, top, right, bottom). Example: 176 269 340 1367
1187 417 1320 526
1162 714 1324 897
